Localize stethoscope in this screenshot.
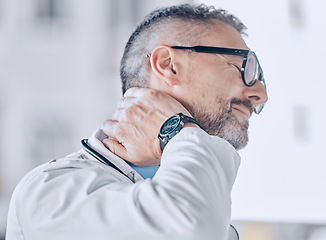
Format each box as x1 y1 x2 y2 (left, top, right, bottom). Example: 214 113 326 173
230 224 240 240
81 139 134 183
81 138 240 239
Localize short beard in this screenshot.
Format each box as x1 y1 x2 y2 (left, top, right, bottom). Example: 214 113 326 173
184 98 252 150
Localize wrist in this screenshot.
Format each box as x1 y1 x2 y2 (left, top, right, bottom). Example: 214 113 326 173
158 113 201 153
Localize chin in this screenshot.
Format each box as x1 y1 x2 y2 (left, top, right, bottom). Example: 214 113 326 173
183 100 249 149
222 117 249 150
222 129 248 150
207 114 249 150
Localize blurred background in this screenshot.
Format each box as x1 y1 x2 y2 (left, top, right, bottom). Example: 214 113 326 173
0 0 325 239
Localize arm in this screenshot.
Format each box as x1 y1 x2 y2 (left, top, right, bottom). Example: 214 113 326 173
133 127 240 239
101 87 240 239
6 88 240 240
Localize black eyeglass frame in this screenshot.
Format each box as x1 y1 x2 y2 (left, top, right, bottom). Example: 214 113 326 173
171 45 266 114
171 45 265 87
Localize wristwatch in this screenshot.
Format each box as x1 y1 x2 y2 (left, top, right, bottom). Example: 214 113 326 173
158 113 201 152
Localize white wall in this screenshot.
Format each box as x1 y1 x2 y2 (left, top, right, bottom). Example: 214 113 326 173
198 0 326 223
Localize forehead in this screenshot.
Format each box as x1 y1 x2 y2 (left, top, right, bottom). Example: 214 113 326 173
199 20 249 50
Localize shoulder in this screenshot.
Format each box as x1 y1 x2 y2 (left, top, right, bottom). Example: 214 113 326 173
14 151 130 195
6 151 134 239
9 151 131 217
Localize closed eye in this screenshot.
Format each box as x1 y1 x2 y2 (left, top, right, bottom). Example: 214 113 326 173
232 64 241 72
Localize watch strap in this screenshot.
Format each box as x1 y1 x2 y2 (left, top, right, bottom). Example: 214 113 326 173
180 114 200 126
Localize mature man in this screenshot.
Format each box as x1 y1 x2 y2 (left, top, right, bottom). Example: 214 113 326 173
6 4 267 240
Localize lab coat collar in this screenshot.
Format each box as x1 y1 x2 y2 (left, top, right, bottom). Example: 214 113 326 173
84 128 144 183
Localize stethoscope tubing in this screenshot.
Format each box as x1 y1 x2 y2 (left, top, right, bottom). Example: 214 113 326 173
81 139 134 182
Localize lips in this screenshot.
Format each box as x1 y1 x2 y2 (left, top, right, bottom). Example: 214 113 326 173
232 105 251 118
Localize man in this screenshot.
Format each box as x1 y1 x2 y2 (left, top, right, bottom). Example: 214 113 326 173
6 4 267 240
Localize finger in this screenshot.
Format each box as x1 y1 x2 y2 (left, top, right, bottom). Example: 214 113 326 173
113 103 147 122
102 138 129 161
124 87 151 98
117 98 136 110
102 120 127 140
111 108 126 121
111 109 120 121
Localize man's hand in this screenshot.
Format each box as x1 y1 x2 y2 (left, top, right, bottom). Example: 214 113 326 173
102 87 191 166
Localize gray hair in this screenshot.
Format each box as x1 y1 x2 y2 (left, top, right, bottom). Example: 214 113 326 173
120 4 247 94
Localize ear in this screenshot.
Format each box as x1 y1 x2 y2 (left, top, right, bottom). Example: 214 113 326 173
149 45 180 86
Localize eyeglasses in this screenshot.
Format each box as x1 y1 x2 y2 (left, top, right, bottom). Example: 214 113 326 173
171 45 266 114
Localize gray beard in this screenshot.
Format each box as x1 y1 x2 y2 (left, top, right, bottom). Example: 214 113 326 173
184 98 251 150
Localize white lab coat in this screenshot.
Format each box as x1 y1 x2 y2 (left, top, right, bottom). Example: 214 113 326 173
6 127 240 240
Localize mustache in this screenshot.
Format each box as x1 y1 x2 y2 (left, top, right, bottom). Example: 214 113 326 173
230 98 254 115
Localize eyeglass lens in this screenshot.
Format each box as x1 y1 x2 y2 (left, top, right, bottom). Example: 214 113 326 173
244 52 259 86
245 52 266 114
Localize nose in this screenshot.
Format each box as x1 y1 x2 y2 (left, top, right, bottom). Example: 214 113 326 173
243 80 268 110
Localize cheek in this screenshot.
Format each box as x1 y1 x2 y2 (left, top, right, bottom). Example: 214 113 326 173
183 59 239 104
215 67 244 98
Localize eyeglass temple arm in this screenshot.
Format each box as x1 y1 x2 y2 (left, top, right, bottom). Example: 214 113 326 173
171 46 249 56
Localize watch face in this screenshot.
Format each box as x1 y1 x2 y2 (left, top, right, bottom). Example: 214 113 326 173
160 115 180 135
